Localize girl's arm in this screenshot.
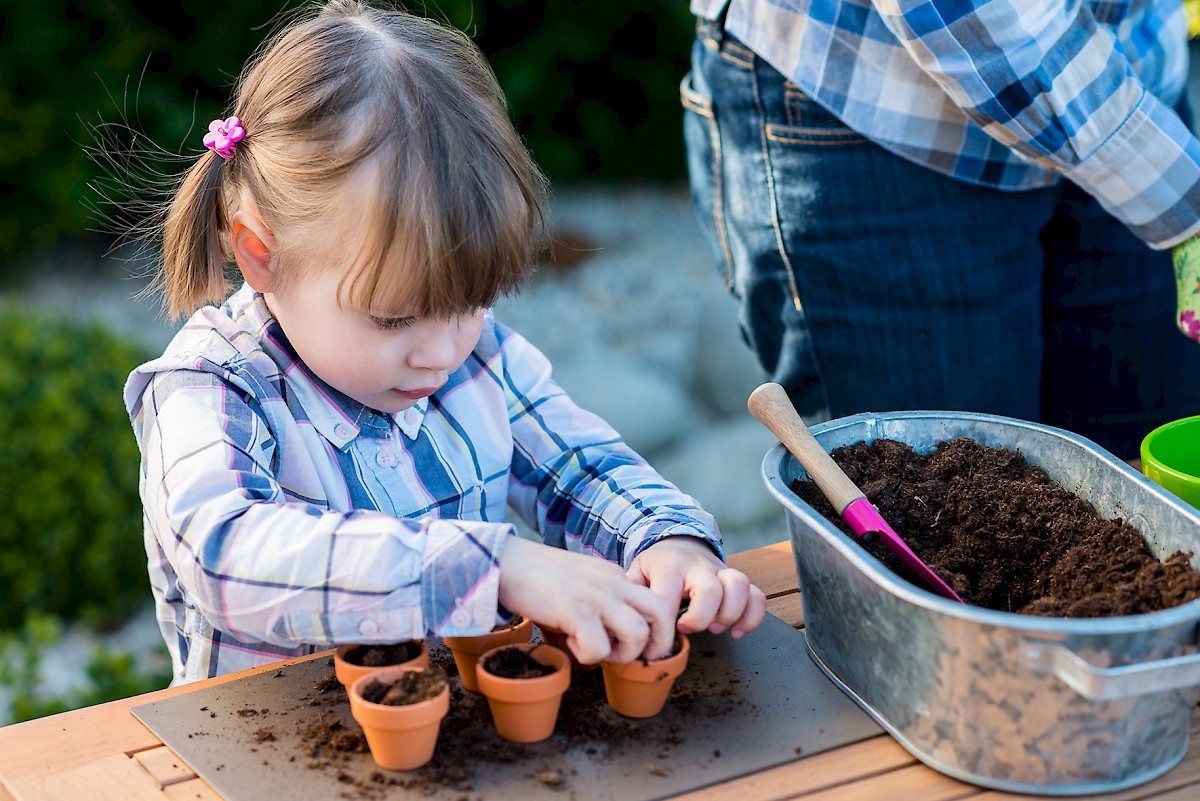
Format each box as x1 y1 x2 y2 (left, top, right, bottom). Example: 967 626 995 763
498 322 723 568
133 368 511 647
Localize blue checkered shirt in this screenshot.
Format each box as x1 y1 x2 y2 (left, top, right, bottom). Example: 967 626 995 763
125 285 721 684
692 0 1200 247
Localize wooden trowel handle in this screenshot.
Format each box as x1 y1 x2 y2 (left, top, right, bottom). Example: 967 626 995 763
747 382 864 514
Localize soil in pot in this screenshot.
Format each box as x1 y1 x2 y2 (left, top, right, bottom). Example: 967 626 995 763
476 643 570 743
481 645 557 679
443 615 533 693
335 640 429 688
791 436 1200 616
359 668 447 706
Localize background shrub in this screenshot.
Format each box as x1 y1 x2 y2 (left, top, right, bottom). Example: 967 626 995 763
1 0 695 279
0 305 150 631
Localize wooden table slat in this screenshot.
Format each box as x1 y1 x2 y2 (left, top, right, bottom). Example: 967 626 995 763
12 753 169 801
163 778 226 801
765 591 804 628
133 746 198 788
669 735 913 801
796 762 978 801
728 541 796 598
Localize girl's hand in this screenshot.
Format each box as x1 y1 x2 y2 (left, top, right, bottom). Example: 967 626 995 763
627 536 767 655
497 537 674 665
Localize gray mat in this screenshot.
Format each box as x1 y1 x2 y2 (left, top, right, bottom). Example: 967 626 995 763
132 613 880 801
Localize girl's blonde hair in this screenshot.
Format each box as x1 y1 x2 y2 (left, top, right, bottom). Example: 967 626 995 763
160 0 545 320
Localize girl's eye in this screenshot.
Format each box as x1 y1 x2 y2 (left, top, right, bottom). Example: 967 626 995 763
370 315 417 330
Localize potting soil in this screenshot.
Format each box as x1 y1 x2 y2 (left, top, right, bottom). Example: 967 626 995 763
791 437 1200 616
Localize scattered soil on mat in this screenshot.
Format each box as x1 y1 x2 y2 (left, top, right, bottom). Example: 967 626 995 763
298 644 740 800
360 667 447 706
480 647 555 679
341 640 423 667
791 437 1200 616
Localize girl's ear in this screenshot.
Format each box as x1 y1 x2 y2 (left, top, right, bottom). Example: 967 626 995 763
231 209 277 292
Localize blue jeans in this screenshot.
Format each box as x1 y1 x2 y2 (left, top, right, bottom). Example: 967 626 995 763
682 19 1200 459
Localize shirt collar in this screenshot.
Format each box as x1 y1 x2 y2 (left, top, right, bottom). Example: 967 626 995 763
247 292 430 447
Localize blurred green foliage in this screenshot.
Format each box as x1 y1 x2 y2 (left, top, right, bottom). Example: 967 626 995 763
0 614 171 724
1 0 695 277
0 305 150 631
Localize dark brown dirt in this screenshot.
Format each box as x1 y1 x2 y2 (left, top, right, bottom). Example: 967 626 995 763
360 667 448 706
791 437 1200 616
341 640 424 667
480 647 555 679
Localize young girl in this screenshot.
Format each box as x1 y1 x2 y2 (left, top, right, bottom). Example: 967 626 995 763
123 0 765 685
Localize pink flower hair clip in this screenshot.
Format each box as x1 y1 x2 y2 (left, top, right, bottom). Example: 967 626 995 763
202 116 246 159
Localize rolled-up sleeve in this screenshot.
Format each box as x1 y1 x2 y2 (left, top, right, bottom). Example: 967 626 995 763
872 0 1200 247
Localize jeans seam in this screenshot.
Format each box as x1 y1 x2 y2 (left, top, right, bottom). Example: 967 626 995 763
766 124 868 145
709 111 735 289
752 68 804 315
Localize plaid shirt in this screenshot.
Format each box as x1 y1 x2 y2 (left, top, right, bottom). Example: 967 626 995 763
693 0 1200 248
125 285 720 684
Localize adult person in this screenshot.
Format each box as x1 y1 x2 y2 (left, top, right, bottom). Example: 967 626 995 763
681 0 1200 460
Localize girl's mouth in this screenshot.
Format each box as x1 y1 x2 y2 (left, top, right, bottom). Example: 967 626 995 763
395 386 440 400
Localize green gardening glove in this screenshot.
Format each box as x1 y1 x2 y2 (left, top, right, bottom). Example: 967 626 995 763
1171 235 1200 342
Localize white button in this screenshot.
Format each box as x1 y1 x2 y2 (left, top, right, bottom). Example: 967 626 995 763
334 423 354 439
404 408 421 425
376 450 397 468
450 608 472 628
358 619 379 636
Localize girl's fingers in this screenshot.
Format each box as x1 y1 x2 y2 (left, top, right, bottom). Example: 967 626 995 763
567 616 613 665
623 584 676 660
601 604 652 663
711 568 752 631
675 570 722 634
731 584 768 639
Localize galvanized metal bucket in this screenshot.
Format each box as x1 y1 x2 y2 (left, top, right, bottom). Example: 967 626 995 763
760 411 1200 795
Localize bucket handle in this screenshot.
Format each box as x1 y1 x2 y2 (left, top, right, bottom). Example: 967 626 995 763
1022 640 1200 700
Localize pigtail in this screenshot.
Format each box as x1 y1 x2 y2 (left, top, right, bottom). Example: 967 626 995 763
159 149 233 320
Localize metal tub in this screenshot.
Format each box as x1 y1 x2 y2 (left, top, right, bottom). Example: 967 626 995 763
761 411 1200 795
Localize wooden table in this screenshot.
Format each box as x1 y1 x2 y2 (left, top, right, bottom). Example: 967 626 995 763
2 539 1199 801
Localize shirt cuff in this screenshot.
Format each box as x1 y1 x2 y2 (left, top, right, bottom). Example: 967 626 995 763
1067 89 1200 249
623 517 726 570
422 519 513 637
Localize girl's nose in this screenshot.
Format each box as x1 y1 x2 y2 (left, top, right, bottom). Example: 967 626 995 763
408 319 460 372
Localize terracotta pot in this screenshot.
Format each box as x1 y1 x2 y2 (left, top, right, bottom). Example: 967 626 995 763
475 643 570 743
601 633 690 718
442 615 533 692
347 666 450 771
334 640 429 689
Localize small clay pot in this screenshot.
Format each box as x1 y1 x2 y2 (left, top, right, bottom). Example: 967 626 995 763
348 666 450 771
334 640 429 689
475 642 571 743
601 633 690 719
442 615 534 692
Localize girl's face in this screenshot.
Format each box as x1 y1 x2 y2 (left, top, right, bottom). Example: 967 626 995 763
263 264 485 414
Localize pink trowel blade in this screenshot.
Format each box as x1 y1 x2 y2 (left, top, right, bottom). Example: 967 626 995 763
843 497 963 602
747 382 964 604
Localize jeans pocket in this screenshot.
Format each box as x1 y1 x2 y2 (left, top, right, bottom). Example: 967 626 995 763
767 88 868 146
682 70 736 290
